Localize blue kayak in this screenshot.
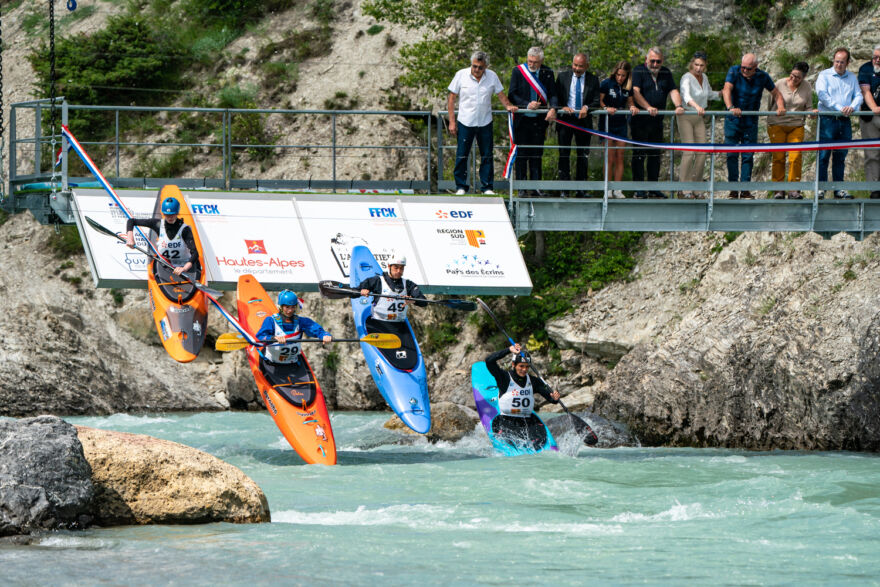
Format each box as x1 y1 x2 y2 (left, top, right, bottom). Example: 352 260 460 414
349 245 431 433
472 361 557 455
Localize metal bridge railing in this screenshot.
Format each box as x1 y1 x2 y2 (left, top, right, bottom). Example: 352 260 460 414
8 100 434 195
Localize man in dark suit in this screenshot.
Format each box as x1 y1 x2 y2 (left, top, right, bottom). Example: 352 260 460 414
508 46 557 197
555 53 600 197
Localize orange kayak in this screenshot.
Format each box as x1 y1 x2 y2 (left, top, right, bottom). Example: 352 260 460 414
236 274 337 465
146 185 208 363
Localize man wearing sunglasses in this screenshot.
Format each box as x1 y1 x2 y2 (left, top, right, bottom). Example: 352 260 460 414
448 51 518 196
858 46 880 199
630 47 684 199
722 53 784 199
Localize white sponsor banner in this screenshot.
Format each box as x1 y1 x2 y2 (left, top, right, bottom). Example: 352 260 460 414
74 190 532 294
294 197 425 286
186 193 318 289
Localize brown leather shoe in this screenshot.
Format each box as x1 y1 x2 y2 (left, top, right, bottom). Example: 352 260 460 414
729 191 740 199
740 190 754 199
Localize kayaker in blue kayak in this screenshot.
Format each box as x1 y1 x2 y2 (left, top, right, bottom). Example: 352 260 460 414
485 343 561 450
357 254 428 325
255 290 332 380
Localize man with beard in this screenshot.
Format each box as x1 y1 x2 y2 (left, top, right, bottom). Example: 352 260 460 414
630 47 684 199
858 45 880 199
508 46 558 197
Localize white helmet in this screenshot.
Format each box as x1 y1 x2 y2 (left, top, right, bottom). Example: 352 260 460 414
389 253 406 266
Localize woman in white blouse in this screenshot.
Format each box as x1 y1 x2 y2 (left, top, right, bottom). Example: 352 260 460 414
677 52 719 198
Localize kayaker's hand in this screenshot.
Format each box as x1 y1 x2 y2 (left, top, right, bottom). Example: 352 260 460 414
322 335 332 344
274 334 287 344
509 343 522 354
550 390 561 401
360 288 370 296
172 262 191 276
124 231 135 248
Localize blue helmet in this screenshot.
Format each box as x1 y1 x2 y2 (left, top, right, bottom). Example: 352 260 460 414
278 290 300 308
161 197 180 215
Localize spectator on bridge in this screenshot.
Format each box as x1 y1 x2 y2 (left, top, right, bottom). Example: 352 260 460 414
630 47 684 199
722 53 784 199
508 46 557 197
599 61 634 199
555 52 600 198
767 62 815 200
816 47 863 200
447 51 518 196
858 45 880 199
677 51 720 199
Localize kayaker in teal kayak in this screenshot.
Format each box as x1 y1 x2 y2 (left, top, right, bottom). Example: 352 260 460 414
357 254 428 326
485 343 561 450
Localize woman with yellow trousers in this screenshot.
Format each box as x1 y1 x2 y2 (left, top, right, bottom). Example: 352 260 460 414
767 62 816 199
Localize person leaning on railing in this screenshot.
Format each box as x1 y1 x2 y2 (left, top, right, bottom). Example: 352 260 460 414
677 51 719 199
630 47 684 199
722 53 785 199
599 61 634 199
447 51 518 196
767 61 816 200
816 47 863 200
858 45 880 200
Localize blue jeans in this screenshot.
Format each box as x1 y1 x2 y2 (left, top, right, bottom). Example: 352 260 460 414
454 122 494 191
818 117 852 182
724 118 758 182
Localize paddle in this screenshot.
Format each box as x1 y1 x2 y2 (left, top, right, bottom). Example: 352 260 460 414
85 215 223 299
475 297 599 446
318 280 477 311
215 331 402 352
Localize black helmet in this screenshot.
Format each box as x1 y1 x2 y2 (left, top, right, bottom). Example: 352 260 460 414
512 350 532 365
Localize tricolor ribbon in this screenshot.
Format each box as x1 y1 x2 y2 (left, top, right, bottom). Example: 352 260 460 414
60 124 259 345
517 64 548 104
555 118 880 153
503 112 517 179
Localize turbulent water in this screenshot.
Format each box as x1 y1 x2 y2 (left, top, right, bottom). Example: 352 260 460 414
3 411 880 585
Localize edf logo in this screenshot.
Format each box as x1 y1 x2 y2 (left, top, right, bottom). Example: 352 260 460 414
191 204 220 214
369 207 397 218
435 209 474 219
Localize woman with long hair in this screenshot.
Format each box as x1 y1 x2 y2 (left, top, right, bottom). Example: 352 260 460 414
599 61 633 198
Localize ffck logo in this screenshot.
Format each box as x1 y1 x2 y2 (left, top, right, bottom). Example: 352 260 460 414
368 207 397 218
245 239 267 254
191 204 220 214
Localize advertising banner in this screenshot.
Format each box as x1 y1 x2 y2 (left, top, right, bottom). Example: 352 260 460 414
73 189 532 294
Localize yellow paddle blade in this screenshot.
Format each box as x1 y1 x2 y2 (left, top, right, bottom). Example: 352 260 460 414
213 332 401 352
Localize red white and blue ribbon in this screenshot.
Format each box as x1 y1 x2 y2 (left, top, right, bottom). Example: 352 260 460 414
554 118 880 153
503 113 517 179
61 125 259 345
517 64 547 104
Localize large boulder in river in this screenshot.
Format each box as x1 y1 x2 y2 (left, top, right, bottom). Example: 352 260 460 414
0 416 94 536
384 401 479 442
76 427 270 525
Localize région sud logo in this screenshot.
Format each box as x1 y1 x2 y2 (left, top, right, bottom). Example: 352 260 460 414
245 239 267 254
435 228 486 248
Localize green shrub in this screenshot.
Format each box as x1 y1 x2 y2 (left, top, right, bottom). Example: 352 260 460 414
133 148 196 178
803 17 832 55
423 322 462 355
257 27 333 63
47 225 84 258
832 0 872 22
366 24 384 35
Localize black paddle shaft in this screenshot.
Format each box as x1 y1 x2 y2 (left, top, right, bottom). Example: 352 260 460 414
318 280 476 311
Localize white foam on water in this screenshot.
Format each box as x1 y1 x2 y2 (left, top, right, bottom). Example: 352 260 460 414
273 503 449 528
79 413 176 426
500 520 623 536
523 477 597 499
611 501 718 523
708 455 749 464
38 535 112 549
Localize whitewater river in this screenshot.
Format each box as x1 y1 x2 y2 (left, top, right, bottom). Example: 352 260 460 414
4 411 880 585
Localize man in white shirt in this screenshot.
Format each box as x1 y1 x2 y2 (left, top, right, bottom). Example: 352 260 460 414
447 51 518 195
816 47 863 199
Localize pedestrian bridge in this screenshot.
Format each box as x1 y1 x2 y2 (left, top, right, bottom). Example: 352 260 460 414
4 100 880 239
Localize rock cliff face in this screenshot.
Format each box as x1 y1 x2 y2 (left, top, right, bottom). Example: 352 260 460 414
549 231 880 450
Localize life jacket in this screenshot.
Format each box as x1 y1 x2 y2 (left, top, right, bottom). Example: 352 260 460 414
261 314 302 364
157 220 190 267
372 275 410 322
498 373 534 417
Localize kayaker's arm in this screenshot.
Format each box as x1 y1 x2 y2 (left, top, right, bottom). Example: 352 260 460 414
297 317 332 343
532 377 560 404
123 217 160 247
357 276 382 297
485 347 512 394
405 281 429 307
255 316 277 343
178 224 200 268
